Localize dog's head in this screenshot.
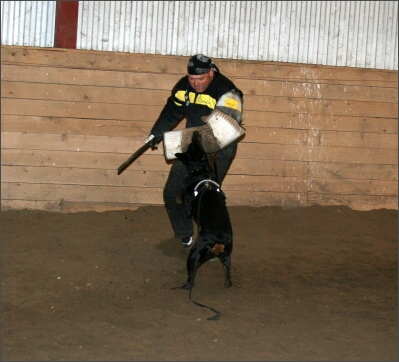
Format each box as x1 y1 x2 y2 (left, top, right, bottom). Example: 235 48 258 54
175 131 212 176
175 131 217 217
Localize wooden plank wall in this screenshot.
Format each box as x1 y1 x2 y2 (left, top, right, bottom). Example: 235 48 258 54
1 45 398 212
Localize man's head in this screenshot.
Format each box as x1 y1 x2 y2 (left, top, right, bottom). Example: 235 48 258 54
187 54 217 93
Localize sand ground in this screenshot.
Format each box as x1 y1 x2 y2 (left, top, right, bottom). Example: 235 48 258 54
1 205 397 361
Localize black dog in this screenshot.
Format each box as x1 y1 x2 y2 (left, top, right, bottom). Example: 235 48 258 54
175 131 233 291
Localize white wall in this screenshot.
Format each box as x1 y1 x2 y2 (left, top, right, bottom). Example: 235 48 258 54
1 1 55 47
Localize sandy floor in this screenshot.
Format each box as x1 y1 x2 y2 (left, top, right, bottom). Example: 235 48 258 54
1 205 397 361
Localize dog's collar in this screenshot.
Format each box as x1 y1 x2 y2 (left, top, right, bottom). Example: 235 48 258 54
193 179 220 197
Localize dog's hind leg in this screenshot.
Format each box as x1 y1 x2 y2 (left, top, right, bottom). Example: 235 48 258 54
182 243 209 290
220 255 232 287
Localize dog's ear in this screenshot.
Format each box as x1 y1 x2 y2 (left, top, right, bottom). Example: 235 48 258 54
175 152 188 165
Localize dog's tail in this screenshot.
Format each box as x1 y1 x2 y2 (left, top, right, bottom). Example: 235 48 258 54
188 240 222 321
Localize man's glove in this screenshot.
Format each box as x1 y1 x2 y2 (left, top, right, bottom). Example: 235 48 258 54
215 90 243 123
148 134 162 149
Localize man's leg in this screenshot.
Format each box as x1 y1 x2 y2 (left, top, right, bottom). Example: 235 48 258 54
215 142 237 183
163 160 194 240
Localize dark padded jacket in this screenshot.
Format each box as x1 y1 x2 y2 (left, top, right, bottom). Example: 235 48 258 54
151 72 243 137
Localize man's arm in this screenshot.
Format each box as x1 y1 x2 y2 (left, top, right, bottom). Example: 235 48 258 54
150 96 186 136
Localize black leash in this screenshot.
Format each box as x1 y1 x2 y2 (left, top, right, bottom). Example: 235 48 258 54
191 298 221 321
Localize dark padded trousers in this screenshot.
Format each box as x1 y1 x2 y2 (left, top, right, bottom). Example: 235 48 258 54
163 141 237 239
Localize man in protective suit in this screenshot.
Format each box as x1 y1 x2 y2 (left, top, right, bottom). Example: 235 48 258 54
148 54 244 247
